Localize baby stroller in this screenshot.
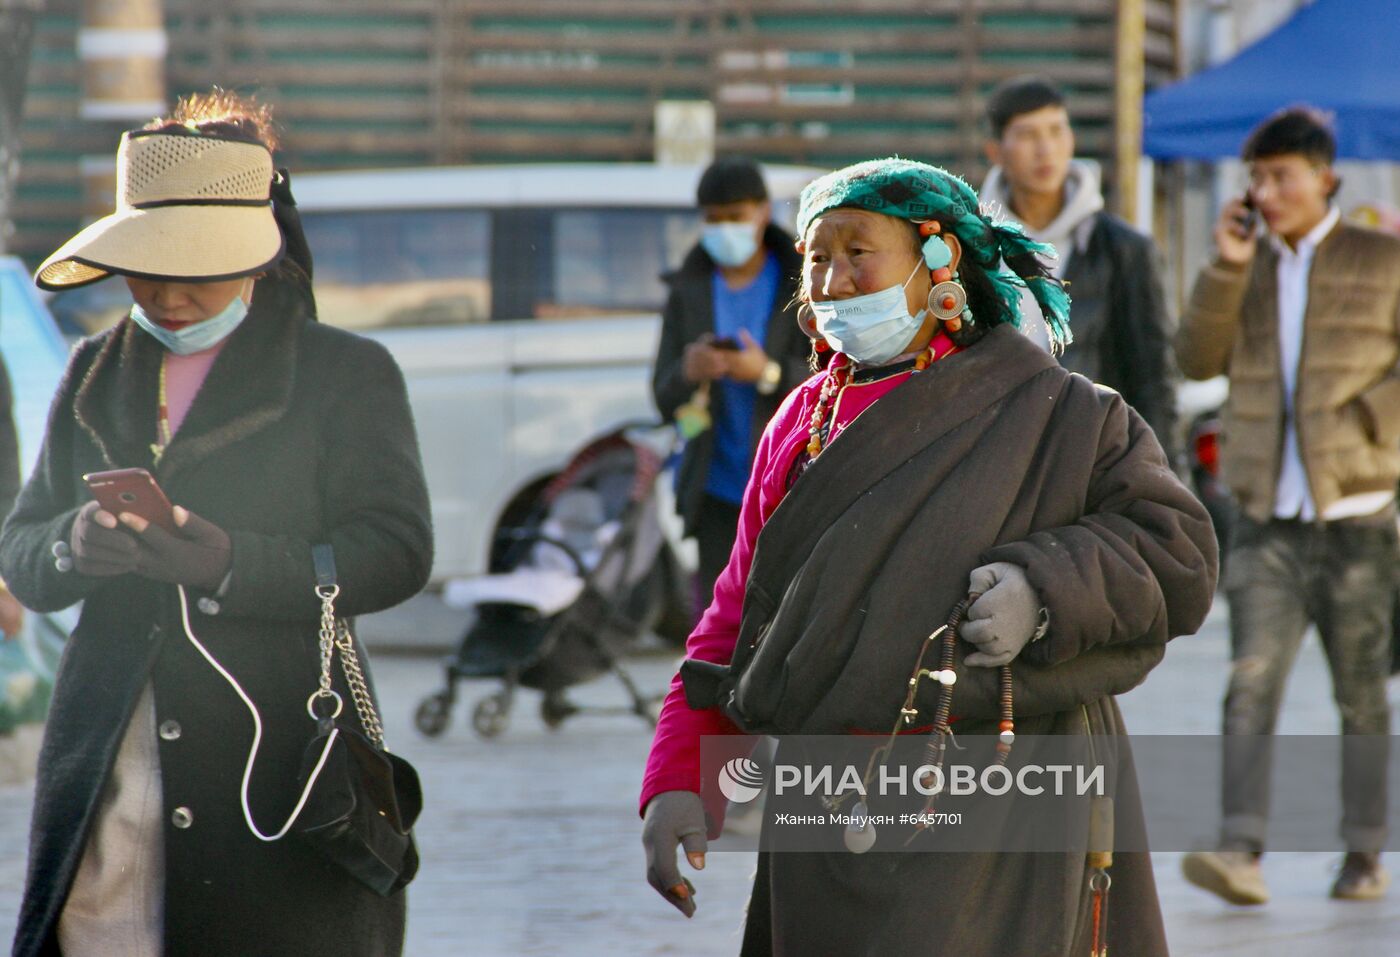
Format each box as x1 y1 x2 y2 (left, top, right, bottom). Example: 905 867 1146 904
414 424 675 739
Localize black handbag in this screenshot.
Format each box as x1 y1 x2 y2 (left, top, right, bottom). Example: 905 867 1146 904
178 546 422 897
294 544 422 896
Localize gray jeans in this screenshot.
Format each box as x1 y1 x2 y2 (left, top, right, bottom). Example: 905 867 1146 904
1220 513 1395 854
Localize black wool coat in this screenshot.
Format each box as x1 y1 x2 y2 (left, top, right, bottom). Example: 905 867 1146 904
0 276 433 957
652 224 815 533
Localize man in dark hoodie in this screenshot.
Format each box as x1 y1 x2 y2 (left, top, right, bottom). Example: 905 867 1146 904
982 76 1179 462
653 157 813 616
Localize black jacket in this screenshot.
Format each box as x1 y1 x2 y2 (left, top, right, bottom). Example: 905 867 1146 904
652 223 812 533
0 276 433 957
1060 212 1179 461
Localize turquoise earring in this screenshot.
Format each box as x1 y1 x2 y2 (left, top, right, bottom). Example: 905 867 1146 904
921 234 953 271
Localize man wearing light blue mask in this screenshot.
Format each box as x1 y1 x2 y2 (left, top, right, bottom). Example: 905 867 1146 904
653 156 817 622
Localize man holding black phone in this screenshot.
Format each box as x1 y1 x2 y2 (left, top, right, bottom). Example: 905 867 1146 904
652 157 813 618
1177 107 1400 905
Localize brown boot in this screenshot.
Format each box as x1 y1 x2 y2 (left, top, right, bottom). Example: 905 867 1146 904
1330 852 1390 901
1181 849 1270 905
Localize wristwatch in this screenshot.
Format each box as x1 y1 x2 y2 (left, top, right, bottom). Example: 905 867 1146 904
756 359 783 396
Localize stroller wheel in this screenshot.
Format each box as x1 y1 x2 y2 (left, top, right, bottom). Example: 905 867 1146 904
472 692 511 738
414 693 453 738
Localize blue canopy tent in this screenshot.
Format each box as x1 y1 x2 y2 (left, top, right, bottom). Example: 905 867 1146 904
1143 0 1400 160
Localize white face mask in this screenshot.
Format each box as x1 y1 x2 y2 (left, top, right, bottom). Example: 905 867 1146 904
808 262 926 366
129 283 251 355
700 221 760 268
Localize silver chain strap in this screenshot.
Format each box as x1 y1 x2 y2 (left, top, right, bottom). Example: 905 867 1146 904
316 585 338 697
335 619 385 748
313 583 386 749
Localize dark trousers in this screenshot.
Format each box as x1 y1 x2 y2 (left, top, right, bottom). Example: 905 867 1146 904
1220 514 1395 854
693 493 743 624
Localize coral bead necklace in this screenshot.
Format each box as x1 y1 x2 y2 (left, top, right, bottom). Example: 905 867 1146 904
805 332 959 458
151 355 172 465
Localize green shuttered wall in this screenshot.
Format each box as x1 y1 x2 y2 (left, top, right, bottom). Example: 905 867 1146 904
13 0 1176 263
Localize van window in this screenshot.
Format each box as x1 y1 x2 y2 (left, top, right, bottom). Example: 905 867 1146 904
540 208 697 318
304 208 491 329
303 205 700 326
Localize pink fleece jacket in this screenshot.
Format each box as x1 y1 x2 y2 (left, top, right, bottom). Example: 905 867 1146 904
640 336 960 818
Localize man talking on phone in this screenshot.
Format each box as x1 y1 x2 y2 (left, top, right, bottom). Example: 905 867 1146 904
652 157 814 618
1177 107 1400 904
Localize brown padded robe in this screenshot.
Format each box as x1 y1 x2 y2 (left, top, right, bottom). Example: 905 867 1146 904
699 325 1218 956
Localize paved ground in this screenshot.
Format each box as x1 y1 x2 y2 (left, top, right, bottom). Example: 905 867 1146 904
0 597 1395 954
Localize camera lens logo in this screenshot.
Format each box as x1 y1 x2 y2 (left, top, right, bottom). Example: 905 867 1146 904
717 757 765 804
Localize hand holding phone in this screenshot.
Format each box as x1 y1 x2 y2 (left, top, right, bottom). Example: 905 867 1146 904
69 500 140 577
121 504 232 590
84 468 177 534
683 337 730 383
1215 194 1259 266
76 471 230 587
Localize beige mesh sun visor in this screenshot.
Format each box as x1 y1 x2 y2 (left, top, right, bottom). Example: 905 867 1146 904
36 130 284 290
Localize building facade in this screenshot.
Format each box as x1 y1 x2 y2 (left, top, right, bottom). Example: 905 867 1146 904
13 0 1178 264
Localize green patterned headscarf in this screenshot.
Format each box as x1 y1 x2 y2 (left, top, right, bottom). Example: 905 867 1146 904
796 157 1072 348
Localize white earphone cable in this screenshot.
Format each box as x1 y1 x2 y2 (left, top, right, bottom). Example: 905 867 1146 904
176 585 337 842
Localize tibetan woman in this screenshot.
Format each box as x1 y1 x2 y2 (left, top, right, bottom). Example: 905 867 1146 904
640 158 1218 956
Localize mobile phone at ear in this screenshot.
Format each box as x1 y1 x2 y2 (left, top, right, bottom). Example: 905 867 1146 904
1239 193 1259 233
83 468 177 533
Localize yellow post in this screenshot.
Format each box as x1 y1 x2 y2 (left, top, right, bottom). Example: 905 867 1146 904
79 0 167 219
1114 0 1147 223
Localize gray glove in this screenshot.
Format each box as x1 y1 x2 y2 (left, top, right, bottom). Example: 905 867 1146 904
960 562 1045 667
641 789 708 918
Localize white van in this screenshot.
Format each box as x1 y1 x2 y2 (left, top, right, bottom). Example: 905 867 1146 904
288 163 820 581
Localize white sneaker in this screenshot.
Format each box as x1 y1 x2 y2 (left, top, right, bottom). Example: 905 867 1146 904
1182 850 1270 906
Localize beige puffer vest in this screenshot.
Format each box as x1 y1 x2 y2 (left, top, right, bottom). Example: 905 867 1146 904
1178 222 1400 522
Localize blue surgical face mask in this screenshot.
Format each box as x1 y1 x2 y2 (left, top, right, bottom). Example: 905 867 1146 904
809 262 926 366
700 221 760 268
129 288 250 355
